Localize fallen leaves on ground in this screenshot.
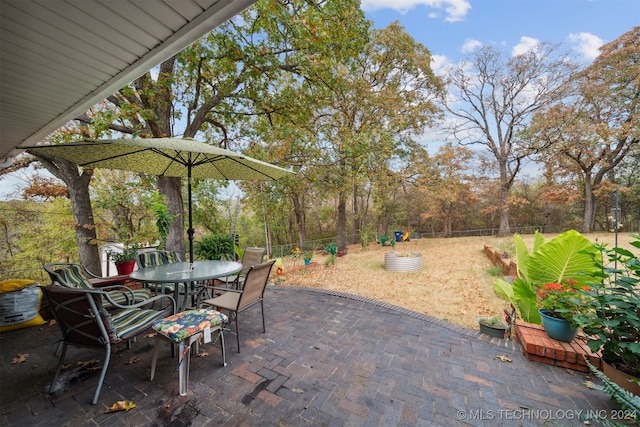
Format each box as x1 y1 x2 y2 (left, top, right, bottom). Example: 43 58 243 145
196 351 209 357
77 359 97 368
11 353 28 364
495 355 512 362
584 380 597 389
145 332 157 339
125 357 140 364
105 400 136 413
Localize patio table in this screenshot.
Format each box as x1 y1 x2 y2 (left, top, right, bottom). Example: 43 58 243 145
129 260 242 311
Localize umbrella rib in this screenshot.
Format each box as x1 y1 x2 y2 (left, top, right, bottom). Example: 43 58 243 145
226 157 280 179
76 147 150 167
149 148 190 175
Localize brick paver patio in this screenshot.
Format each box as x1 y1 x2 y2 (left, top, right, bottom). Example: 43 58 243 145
0 286 621 426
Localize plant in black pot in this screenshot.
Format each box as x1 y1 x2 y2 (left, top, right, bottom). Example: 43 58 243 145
574 234 640 395
477 314 509 339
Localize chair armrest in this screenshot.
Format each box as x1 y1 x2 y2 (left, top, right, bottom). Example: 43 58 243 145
102 292 176 314
81 266 104 279
209 286 242 294
101 285 138 304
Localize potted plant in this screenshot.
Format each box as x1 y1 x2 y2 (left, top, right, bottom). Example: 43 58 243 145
108 244 139 275
536 279 591 342
303 251 313 265
494 230 600 325
477 315 509 339
574 235 640 395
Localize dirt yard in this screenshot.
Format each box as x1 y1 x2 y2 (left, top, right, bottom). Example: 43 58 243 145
276 232 636 330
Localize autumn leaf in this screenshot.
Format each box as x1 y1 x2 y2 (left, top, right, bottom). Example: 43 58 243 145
196 351 209 357
584 381 597 389
145 332 157 339
105 400 136 413
77 359 97 368
11 353 29 364
495 355 512 363
125 357 140 364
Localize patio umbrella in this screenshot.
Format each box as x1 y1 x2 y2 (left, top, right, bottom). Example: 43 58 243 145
25 138 291 263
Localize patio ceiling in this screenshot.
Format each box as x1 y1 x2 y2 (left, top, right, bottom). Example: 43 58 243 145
0 0 258 165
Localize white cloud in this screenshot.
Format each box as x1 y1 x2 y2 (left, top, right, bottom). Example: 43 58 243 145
461 38 482 54
430 54 450 75
568 32 605 61
512 36 540 56
361 0 471 23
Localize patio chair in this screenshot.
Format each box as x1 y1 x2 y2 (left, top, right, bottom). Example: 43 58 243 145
42 283 175 404
199 260 275 352
220 247 267 289
136 250 188 302
44 263 152 308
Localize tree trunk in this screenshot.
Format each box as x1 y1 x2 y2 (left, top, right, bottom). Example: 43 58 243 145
158 176 185 260
443 215 452 238
67 172 101 275
37 156 101 275
498 165 511 236
337 193 347 252
292 193 307 247
352 184 360 238
582 172 595 233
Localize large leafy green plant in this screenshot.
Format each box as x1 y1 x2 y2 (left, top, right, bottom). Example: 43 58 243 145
574 235 640 378
494 230 600 324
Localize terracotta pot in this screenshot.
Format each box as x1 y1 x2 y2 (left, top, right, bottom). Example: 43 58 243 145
602 359 640 396
115 261 136 275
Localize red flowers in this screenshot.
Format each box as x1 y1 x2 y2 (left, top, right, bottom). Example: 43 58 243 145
537 279 592 320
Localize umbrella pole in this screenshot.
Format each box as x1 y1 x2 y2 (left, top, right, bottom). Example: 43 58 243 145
187 165 195 265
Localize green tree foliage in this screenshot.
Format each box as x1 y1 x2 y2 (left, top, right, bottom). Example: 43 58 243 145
91 170 157 245
411 144 478 238
526 27 640 233
251 21 444 251
0 199 76 282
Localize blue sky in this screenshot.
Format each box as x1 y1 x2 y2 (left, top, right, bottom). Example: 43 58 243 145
361 0 639 168
2 1 637 199
362 0 639 69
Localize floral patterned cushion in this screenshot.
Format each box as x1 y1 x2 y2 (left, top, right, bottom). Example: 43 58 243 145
151 309 228 342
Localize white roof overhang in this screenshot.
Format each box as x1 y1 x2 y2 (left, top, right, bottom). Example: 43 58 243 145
0 0 258 164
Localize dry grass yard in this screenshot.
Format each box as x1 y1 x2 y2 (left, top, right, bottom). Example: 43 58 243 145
277 232 637 330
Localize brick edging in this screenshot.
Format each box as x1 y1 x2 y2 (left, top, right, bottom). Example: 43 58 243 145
267 284 519 350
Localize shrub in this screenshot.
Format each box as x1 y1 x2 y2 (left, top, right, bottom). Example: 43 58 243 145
194 233 234 260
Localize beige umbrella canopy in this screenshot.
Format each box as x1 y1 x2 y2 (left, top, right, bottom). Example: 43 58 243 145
25 138 291 261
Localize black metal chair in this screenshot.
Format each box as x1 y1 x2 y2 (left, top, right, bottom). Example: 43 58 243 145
42 284 175 404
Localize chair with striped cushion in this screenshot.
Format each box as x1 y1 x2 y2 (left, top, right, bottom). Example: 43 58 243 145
44 263 152 308
136 250 187 304
42 284 175 404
